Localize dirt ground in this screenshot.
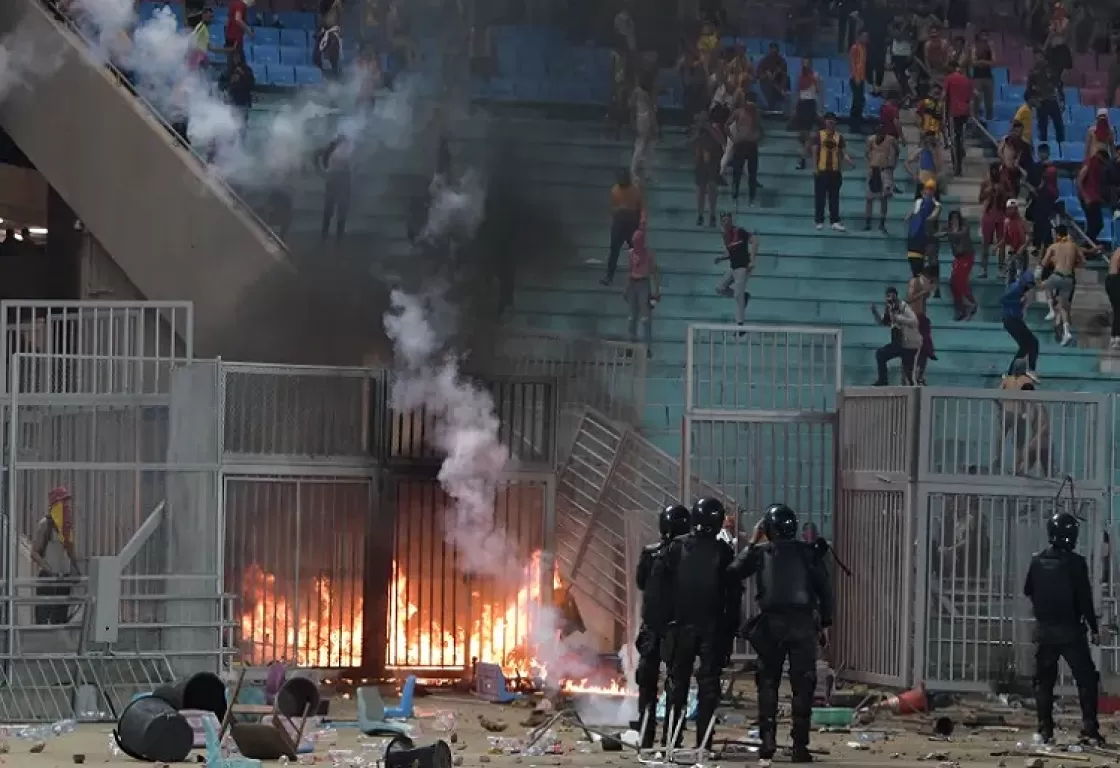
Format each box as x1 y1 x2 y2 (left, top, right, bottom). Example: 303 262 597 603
3 684 1119 767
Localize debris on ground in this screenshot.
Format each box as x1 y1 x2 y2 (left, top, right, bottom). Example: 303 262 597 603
478 715 508 733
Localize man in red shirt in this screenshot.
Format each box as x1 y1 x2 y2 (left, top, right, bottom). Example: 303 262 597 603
943 63 973 176
225 0 254 53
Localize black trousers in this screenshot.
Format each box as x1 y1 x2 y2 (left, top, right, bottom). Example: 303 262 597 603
35 570 71 625
867 45 886 87
1036 99 1065 144
1084 200 1104 243
875 342 916 385
950 115 968 175
892 55 912 99
849 79 866 132
749 612 818 757
635 626 665 747
1034 631 1100 737
322 174 351 240
814 171 842 224
1107 274 1120 336
606 210 641 281
1003 316 1039 373
663 623 725 749
730 140 759 202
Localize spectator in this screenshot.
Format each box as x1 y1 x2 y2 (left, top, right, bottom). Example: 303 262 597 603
1045 2 1073 83
314 8 343 79
694 112 724 227
1030 158 1060 255
999 199 1030 278
943 62 972 175
220 48 255 129
1085 108 1116 159
623 223 659 356
1107 246 1120 348
318 133 352 242
679 45 709 129
31 487 79 626
1107 47 1120 107
906 131 942 199
979 162 1010 279
922 24 951 88
630 78 656 185
793 58 822 169
609 46 632 139
1077 148 1110 243
790 0 819 57
697 20 720 72
835 0 860 54
709 70 735 126
1040 224 1091 346
862 0 890 93
879 91 904 192
225 0 253 54
907 263 938 384
1013 98 1034 145
864 121 898 232
726 43 754 94
970 29 998 123
906 180 941 276
849 31 869 135
756 43 790 112
810 112 853 232
355 44 383 106
1000 121 1029 198
1002 267 1040 376
916 82 943 146
188 6 215 71
726 92 762 206
714 212 759 327
1027 58 1064 144
948 35 969 71
871 286 921 386
602 168 643 285
890 17 915 102
941 210 978 320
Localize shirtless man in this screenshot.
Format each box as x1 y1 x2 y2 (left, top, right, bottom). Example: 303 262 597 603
1001 370 1051 476
979 162 1010 279
907 265 938 384
864 123 898 232
1040 224 1098 346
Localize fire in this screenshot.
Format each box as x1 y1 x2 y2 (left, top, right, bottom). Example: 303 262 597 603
561 679 634 696
388 551 563 677
239 563 363 668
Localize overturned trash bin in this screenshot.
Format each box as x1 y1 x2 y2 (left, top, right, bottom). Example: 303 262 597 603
276 676 321 719
113 695 194 763
153 671 229 721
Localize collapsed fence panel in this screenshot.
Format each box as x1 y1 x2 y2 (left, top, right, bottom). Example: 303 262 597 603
385 475 551 676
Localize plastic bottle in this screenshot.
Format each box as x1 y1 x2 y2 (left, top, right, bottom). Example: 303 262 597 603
51 719 76 736
107 734 122 757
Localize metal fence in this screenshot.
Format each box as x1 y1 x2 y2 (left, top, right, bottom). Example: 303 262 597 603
836 386 1111 692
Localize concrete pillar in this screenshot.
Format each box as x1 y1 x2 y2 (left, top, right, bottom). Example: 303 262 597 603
163 361 222 676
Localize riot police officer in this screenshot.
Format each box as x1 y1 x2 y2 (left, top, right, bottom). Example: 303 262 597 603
634 504 691 748
728 503 833 763
1024 512 1105 746
660 498 739 750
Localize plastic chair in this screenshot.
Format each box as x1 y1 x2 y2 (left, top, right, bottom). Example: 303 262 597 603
294 66 322 86
268 66 296 87
355 687 412 737
250 45 280 65
278 28 306 47
252 27 281 47
279 46 308 65
202 716 261 768
473 662 521 704
383 675 416 719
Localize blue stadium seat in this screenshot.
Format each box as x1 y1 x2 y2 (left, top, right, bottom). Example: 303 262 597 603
830 58 850 79
812 58 832 77
992 101 1021 121
1001 84 1026 102
823 76 847 96
1058 177 1077 197
1060 141 1085 164
991 66 1010 85
207 24 226 47
266 65 296 87
1063 87 1081 106
279 28 307 47
279 46 308 66
294 66 322 86
988 119 1011 137
1069 104 1096 126
252 27 281 47
250 44 280 65
276 11 317 29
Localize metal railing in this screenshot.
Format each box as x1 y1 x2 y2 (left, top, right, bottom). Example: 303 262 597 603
34 0 290 254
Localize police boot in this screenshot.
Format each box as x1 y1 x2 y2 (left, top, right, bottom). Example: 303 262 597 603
789 745 814 763
757 719 777 760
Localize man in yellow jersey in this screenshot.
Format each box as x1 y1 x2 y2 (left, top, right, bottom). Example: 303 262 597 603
810 113 854 232
1014 99 1034 144
917 82 944 143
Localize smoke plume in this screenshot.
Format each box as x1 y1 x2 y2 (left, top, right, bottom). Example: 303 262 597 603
384 290 515 579
0 28 62 102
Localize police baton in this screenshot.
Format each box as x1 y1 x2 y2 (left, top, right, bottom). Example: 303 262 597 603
803 522 852 577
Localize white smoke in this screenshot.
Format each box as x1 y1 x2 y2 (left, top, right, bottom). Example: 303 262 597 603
422 168 486 242
0 29 63 103
384 290 515 579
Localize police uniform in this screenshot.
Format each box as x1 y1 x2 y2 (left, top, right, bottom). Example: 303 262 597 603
1024 512 1105 746
729 504 833 763
661 498 739 750
634 504 692 748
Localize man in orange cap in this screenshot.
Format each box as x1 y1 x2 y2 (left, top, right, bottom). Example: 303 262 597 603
30 486 79 625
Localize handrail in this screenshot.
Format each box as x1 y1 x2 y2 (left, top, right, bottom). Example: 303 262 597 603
909 51 1096 248
38 0 291 255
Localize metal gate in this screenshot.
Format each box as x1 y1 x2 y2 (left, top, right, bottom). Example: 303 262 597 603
912 387 1109 693
681 324 842 531
384 473 554 676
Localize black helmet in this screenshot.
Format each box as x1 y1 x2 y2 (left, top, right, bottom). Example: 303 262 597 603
659 504 691 539
1047 512 1079 551
763 503 799 541
691 498 725 538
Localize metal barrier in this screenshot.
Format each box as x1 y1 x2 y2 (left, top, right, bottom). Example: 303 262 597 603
487 328 647 429
836 386 1111 692
555 406 726 649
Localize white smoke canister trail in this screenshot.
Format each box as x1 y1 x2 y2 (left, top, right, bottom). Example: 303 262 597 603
383 289 517 580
